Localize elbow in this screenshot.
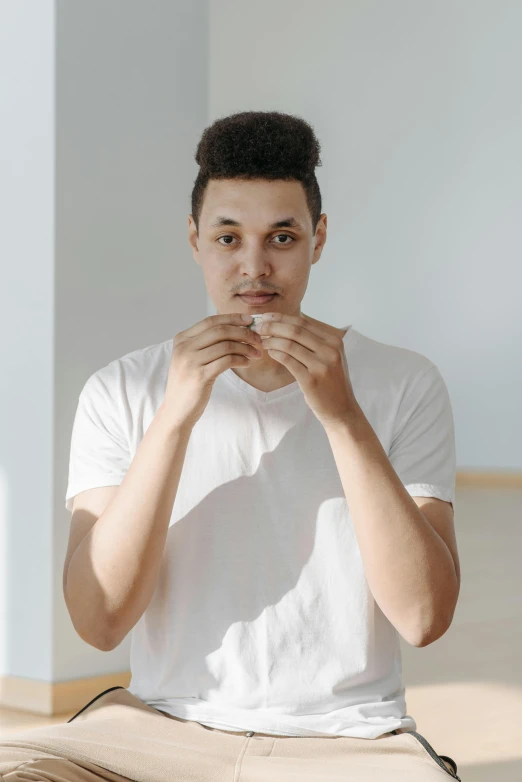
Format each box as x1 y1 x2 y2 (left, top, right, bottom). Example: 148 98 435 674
77 619 117 651
64 589 118 652
97 626 121 651
92 614 128 651
410 628 442 648
91 627 119 652
88 634 116 652
407 587 459 648
407 612 455 648
70 618 116 651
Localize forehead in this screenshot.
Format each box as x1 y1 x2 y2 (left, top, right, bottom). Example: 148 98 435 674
201 178 309 228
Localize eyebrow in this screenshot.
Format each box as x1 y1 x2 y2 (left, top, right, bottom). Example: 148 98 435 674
210 216 304 230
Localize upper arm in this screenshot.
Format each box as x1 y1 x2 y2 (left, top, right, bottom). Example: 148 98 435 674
388 364 456 510
388 362 459 594
411 495 460 586
65 368 131 513
63 485 119 596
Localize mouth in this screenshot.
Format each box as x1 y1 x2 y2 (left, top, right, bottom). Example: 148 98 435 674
237 293 278 305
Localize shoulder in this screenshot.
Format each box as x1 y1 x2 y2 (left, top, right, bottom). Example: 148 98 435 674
347 328 437 397
83 337 173 405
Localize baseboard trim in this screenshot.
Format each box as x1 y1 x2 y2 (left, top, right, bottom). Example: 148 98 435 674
0 672 131 716
456 471 522 488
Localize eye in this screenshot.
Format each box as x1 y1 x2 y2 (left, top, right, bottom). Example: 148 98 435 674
217 234 295 246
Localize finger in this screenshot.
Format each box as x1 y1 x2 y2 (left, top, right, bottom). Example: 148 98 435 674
260 315 341 347
263 335 339 373
262 336 316 367
260 322 324 353
265 347 309 381
182 312 253 338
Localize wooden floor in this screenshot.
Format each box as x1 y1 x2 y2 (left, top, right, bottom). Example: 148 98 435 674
1 486 521 781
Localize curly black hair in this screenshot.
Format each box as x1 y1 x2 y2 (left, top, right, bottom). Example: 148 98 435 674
191 110 323 235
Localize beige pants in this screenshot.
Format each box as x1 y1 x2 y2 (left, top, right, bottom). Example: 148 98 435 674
0 686 460 781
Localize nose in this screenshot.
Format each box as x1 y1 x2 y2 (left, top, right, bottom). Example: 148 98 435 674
236 243 274 276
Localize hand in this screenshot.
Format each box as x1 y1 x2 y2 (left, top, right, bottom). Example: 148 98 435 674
162 312 263 428
255 312 358 428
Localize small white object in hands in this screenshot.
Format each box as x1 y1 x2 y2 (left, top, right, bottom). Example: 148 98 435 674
247 315 265 331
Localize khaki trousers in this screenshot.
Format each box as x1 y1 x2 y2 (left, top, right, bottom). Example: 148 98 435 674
0 686 461 781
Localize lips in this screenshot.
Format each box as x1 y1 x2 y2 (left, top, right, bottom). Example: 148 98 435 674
238 293 277 305
239 292 276 297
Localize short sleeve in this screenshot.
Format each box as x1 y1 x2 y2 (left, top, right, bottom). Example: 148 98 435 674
388 364 456 508
65 368 131 511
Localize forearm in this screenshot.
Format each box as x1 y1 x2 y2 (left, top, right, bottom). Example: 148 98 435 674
65 404 193 650
324 402 458 647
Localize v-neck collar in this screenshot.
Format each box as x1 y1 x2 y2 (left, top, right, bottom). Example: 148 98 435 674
222 324 357 403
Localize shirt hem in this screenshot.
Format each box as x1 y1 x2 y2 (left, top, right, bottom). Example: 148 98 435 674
143 698 417 739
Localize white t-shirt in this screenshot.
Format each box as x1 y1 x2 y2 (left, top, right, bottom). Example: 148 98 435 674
65 325 456 739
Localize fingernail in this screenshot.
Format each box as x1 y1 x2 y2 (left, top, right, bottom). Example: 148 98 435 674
241 314 253 322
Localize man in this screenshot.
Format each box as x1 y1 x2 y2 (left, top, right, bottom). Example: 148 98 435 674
0 111 461 780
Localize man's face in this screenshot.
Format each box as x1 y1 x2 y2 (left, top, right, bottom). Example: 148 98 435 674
188 178 327 317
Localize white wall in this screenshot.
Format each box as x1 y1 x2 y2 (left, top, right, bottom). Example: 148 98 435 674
0 0 55 681
208 0 522 471
53 0 209 681
0 0 209 685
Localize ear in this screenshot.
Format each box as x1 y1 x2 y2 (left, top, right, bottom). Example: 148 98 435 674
188 215 200 263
